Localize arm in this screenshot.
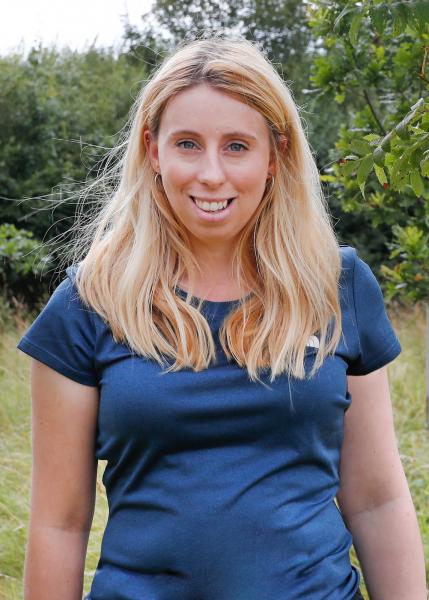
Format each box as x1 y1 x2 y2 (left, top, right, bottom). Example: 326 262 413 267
336 366 426 600
24 359 99 600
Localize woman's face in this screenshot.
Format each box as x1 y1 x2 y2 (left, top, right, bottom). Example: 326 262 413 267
145 83 275 253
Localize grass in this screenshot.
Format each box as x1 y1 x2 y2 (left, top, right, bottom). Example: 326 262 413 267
350 302 429 598
0 304 108 599
0 302 428 599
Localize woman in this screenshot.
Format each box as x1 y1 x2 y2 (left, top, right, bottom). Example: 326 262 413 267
17 36 426 599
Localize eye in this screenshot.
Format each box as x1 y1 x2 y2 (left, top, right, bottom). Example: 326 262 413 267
177 140 197 150
228 142 247 152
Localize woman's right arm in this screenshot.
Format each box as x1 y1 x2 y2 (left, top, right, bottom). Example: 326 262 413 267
24 358 99 600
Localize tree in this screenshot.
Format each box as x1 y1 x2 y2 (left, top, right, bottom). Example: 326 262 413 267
0 223 51 306
123 0 322 115
0 45 148 243
309 0 428 294
309 0 429 424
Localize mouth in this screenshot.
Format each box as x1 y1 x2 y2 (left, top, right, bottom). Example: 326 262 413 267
190 196 236 212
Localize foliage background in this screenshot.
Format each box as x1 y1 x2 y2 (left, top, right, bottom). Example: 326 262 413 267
1 1 427 305
309 0 429 303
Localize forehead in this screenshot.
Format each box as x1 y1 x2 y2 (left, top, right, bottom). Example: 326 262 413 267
159 84 269 138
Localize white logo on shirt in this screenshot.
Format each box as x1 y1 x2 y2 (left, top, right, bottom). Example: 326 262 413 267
306 335 320 348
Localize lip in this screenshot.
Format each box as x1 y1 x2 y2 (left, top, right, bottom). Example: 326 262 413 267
189 195 236 222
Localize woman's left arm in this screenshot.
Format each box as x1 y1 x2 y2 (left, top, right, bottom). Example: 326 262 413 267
336 366 427 600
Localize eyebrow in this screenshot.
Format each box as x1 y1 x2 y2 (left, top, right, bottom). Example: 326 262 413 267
167 129 258 141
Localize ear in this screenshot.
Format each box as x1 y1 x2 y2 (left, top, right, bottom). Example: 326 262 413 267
143 129 160 172
267 134 288 177
279 134 288 155
267 155 275 178
267 149 277 178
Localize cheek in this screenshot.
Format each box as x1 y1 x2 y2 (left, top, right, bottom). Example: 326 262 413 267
163 162 194 192
158 146 191 185
236 153 270 184
236 162 270 201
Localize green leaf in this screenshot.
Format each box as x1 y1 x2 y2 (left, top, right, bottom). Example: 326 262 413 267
409 149 421 169
338 158 359 176
350 139 372 156
357 156 374 183
357 155 374 197
391 160 409 188
411 1 429 27
410 170 424 196
373 147 386 167
392 5 408 36
410 125 428 135
374 164 388 186
363 133 382 142
369 7 387 35
349 12 363 46
333 5 357 31
420 157 429 178
334 92 346 104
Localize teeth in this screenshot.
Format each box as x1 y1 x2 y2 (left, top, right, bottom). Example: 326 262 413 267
194 198 228 212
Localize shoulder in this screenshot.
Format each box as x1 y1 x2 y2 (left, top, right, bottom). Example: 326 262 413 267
337 245 402 375
65 263 79 284
17 264 98 386
25 262 95 334
338 244 358 299
47 264 91 316
338 244 378 292
339 244 358 272
338 244 388 299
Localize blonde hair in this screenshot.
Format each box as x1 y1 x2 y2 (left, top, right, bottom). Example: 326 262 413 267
68 35 342 385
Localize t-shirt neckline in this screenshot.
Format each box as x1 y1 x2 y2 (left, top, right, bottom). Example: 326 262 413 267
174 285 253 307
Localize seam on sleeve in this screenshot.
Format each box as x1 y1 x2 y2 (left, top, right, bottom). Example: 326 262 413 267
88 303 98 376
350 248 361 358
348 338 401 375
17 336 98 387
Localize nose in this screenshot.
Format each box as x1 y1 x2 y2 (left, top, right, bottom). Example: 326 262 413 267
196 149 226 187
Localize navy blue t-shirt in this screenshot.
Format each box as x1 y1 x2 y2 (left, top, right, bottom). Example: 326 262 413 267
17 245 401 600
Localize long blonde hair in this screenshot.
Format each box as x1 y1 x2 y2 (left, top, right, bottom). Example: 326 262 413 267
68 35 342 384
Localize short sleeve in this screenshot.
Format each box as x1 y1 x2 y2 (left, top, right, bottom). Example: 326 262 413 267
347 248 402 376
17 269 98 386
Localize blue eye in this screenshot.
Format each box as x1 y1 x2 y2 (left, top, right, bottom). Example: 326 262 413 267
177 140 196 150
229 142 247 152
176 140 247 152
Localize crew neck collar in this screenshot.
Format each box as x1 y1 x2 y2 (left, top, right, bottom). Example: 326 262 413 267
174 285 253 306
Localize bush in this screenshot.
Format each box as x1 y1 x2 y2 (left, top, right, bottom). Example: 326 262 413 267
0 223 52 305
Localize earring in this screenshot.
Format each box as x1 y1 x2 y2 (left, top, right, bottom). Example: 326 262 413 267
266 175 275 196
154 172 163 189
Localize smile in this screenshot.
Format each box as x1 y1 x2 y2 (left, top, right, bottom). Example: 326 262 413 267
188 195 236 221
190 196 235 213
